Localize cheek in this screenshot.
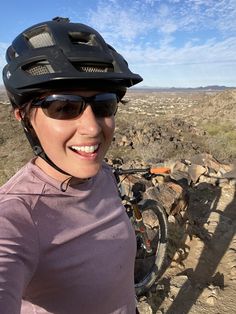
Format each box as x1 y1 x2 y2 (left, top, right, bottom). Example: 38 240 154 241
30 110 68 145
103 117 115 140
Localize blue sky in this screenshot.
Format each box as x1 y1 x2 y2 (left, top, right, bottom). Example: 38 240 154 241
1 0 236 87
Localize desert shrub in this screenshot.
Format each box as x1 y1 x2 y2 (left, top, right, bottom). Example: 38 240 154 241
202 121 236 161
204 122 235 136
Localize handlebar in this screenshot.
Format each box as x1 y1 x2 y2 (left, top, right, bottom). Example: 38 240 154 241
114 166 171 176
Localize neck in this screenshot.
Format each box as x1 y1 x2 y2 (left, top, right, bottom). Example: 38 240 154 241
34 157 87 185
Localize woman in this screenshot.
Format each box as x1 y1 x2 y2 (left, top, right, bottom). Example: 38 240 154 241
0 17 142 313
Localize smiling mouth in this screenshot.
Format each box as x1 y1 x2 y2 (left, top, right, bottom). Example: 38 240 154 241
70 144 99 154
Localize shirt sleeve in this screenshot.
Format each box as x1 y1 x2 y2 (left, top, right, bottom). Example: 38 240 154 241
0 198 39 313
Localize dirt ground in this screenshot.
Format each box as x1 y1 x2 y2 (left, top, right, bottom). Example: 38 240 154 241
137 181 236 314
0 88 235 313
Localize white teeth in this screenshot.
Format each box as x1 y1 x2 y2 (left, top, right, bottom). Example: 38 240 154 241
71 144 99 153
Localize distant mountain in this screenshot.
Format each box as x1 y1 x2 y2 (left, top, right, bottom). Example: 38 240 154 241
1 84 235 96
130 85 235 92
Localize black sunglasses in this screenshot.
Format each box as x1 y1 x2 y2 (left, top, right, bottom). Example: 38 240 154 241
31 93 119 120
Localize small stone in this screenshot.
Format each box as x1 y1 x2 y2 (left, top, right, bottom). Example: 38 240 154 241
230 266 236 280
152 176 165 186
172 251 180 261
170 286 180 297
170 275 190 288
206 295 217 306
168 215 176 223
188 164 206 183
137 301 153 314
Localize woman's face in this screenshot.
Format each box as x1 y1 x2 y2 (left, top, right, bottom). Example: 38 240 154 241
26 91 115 181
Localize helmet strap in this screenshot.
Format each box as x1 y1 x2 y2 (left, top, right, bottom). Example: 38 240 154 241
21 119 71 176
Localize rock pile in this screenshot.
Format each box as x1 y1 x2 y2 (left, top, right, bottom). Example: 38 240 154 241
170 153 235 185
110 118 207 163
108 153 235 217
114 119 205 150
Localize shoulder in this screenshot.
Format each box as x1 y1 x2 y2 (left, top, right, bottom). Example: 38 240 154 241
0 160 46 226
0 159 46 204
0 197 35 233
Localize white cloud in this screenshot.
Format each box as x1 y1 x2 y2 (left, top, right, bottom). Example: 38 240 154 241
86 0 236 40
159 21 177 34
134 60 236 87
144 0 160 5
75 0 235 79
84 0 236 78
174 0 236 32
121 36 236 65
87 1 151 43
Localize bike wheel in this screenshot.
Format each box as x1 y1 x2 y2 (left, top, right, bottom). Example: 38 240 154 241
134 199 168 296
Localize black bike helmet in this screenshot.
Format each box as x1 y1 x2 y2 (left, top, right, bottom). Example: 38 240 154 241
3 17 143 108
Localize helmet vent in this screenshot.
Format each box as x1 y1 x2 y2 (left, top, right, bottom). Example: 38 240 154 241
23 61 55 76
28 31 54 48
73 62 114 73
69 32 97 46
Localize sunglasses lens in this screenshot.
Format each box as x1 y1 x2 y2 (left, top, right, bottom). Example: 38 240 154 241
92 94 118 117
37 93 118 120
42 98 83 120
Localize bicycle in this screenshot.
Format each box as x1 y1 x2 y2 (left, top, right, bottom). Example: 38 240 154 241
113 166 169 296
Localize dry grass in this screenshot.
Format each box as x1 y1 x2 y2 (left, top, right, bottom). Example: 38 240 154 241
202 121 236 161
0 103 33 185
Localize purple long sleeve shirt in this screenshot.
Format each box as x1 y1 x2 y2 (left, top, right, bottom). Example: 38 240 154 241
0 160 136 314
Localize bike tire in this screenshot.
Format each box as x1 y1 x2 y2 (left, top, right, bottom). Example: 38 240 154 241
134 199 168 296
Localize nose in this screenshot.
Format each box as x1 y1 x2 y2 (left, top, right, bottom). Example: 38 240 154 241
76 104 102 136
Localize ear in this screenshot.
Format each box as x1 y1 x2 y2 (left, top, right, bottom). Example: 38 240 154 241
14 108 22 121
